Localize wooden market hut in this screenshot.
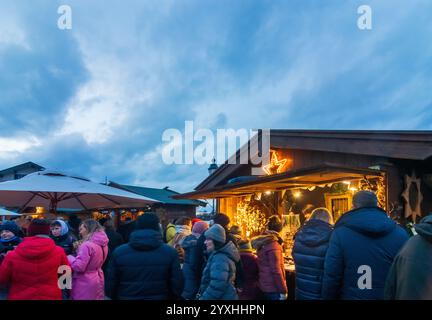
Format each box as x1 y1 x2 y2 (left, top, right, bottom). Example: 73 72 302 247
175 130 432 237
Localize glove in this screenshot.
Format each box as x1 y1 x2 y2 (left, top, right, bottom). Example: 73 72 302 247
279 293 288 300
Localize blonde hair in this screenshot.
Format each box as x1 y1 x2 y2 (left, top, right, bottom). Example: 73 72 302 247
310 208 334 225
80 219 104 241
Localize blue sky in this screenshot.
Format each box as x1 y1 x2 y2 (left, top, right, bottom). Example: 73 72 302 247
0 0 431 193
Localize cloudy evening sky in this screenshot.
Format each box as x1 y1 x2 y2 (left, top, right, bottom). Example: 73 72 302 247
0 0 431 193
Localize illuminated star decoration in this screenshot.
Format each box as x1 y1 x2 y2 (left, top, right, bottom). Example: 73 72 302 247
263 150 288 175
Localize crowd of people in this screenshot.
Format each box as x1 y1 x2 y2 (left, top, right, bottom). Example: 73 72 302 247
0 189 431 300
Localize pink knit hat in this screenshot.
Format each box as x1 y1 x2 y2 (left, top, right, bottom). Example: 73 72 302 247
192 221 209 236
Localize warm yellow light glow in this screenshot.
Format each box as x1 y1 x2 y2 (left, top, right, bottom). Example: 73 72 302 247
36 206 45 214
235 200 268 237
293 191 302 198
263 150 289 175
265 191 272 195
343 181 351 185
349 187 358 192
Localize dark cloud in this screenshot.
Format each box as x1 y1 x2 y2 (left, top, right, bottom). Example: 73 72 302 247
0 1 88 136
0 0 431 193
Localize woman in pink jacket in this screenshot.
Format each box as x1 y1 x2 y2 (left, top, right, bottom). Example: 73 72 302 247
68 219 109 300
251 216 288 300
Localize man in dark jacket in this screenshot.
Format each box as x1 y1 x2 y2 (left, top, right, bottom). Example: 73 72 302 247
384 214 432 300
322 191 408 300
293 208 333 300
105 213 184 300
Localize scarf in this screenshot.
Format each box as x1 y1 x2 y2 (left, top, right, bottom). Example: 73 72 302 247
0 235 19 243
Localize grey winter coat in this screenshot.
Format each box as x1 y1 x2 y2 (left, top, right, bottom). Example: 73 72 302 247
384 215 432 300
198 241 240 300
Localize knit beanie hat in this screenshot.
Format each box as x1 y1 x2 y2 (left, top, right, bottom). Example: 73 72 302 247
192 221 209 236
238 239 253 252
353 190 378 208
213 213 230 229
191 218 202 227
136 213 160 231
0 221 20 236
204 224 226 244
28 219 51 236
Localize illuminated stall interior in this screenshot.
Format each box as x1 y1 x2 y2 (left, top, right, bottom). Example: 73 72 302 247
176 150 387 258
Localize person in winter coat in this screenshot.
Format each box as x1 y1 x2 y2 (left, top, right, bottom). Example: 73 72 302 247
252 215 288 300
0 221 22 255
322 191 409 300
67 214 81 239
0 219 69 300
0 221 23 300
105 213 184 300
7 217 25 237
164 221 176 244
197 224 240 300
292 208 334 300
50 220 76 255
181 220 209 299
68 219 109 300
229 225 243 244
171 217 192 263
213 214 239 246
214 214 245 289
98 218 123 273
118 218 137 243
384 214 432 300
99 219 124 253
238 239 262 300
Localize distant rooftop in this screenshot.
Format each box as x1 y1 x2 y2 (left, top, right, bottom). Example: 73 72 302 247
0 162 45 177
108 181 206 207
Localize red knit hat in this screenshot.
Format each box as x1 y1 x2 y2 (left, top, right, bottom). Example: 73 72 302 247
27 219 51 236
192 221 209 236
191 218 202 227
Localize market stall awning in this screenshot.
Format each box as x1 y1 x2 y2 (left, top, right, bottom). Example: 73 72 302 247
0 208 22 216
0 170 160 213
174 163 385 199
